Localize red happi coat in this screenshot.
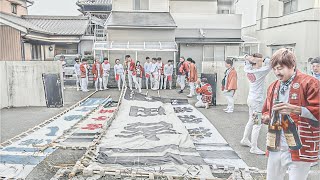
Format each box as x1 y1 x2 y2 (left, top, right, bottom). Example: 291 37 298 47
196 83 213 104
262 70 320 162
80 63 88 78
128 60 136 76
92 62 103 80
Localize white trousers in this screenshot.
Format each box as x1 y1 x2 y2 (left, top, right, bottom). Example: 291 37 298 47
116 74 126 90
195 100 208 108
95 77 102 91
103 75 109 89
145 74 150 89
177 75 186 90
75 74 81 90
128 71 141 92
267 150 311 180
136 77 142 89
188 82 196 96
159 74 164 89
242 99 263 149
152 73 159 89
81 77 88 91
223 90 235 110
164 75 172 89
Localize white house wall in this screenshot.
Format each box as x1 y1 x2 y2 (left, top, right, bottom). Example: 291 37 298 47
107 28 176 41
169 0 217 14
79 40 94 55
235 0 258 27
257 21 320 64
113 0 169 12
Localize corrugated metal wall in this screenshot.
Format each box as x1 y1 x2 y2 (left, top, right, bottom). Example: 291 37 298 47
0 25 22 61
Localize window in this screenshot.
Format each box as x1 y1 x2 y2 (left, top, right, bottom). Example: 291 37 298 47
271 46 295 55
283 0 298 15
214 46 225 61
133 0 149 10
218 9 230 14
217 0 234 14
31 45 42 60
11 3 17 14
203 45 225 61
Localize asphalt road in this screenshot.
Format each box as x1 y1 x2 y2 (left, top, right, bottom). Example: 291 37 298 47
1 87 318 179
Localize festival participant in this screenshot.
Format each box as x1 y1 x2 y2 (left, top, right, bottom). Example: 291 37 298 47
195 78 212 109
150 58 159 90
102 57 110 90
157 57 165 89
80 58 90 92
221 59 237 113
310 57 320 80
126 55 141 92
135 61 144 89
163 60 174 89
261 48 319 180
92 59 103 91
240 53 271 155
74 57 81 91
144 57 152 89
187 58 198 98
114 59 126 91
177 57 189 93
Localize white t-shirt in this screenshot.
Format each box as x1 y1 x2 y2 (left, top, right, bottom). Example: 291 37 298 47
74 63 81 75
150 63 158 74
164 64 173 76
102 63 111 76
244 60 271 102
114 64 124 75
144 62 152 74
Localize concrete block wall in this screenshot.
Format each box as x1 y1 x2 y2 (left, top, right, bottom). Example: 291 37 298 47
0 61 62 109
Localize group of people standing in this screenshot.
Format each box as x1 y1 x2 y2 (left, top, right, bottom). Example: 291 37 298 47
72 55 176 93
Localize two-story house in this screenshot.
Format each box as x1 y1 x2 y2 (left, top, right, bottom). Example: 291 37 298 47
0 0 105 61
236 0 320 67
93 0 178 67
170 0 243 73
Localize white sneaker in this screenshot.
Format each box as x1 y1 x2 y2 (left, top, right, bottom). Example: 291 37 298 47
95 89 98 91
225 109 233 113
223 107 229 111
99 88 103 91
250 147 265 155
311 162 318 167
187 94 192 98
240 139 251 147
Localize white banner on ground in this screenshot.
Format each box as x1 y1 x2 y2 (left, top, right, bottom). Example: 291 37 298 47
58 98 117 148
85 93 214 179
0 98 106 179
173 104 248 168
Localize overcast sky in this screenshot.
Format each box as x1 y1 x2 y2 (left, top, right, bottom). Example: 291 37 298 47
28 0 81 16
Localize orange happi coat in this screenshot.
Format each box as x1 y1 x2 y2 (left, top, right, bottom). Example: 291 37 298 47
223 67 238 91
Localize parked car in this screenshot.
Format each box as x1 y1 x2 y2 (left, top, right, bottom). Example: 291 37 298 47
54 54 81 78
